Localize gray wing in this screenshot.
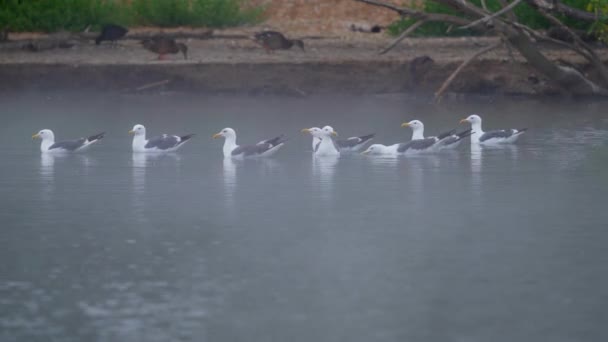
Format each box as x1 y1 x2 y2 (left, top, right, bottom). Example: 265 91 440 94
259 134 286 147
436 129 456 140
232 143 275 157
336 137 362 148
397 138 436 153
479 129 515 142
440 136 459 146
336 134 374 148
144 134 180 150
49 138 86 151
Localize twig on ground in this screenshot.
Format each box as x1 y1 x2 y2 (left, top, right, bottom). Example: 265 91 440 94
135 79 170 91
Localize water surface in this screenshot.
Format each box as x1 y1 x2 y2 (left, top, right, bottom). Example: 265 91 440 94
1 93 607 342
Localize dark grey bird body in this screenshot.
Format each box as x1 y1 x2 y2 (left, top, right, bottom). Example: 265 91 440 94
439 129 474 147
142 38 188 60
479 128 527 142
95 24 128 45
336 133 375 151
254 31 304 53
396 138 437 153
434 130 456 141
49 132 105 151
145 134 195 150
232 135 287 157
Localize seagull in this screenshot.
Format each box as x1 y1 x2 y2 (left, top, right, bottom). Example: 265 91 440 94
302 126 339 156
213 128 287 158
401 119 472 149
303 126 374 152
460 114 527 144
129 124 195 153
32 129 104 153
302 127 323 151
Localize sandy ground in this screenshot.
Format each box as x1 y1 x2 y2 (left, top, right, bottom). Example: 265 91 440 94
0 28 603 96
0 32 589 65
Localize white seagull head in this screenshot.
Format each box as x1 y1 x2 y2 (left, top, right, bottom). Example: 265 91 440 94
401 119 424 133
361 144 387 155
321 126 338 137
32 129 55 141
129 124 146 136
213 127 236 140
460 114 482 125
301 127 322 137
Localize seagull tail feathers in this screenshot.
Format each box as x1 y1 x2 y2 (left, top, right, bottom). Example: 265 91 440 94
456 128 473 139
437 129 456 140
358 133 375 142
179 134 196 143
264 134 288 147
87 132 105 142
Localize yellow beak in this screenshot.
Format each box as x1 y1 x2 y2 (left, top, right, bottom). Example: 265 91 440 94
212 133 222 139
361 150 369 155
401 122 410 127
32 133 40 139
301 128 311 133
459 119 468 124
331 131 338 137
128 130 135 134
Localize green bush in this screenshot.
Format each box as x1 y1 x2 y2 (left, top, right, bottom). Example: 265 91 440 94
0 0 263 32
387 0 596 37
130 0 263 28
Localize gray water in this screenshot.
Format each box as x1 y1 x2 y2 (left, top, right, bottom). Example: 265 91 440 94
1 93 607 342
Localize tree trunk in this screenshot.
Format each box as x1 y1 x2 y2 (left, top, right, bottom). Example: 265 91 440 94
354 0 608 97
504 27 605 95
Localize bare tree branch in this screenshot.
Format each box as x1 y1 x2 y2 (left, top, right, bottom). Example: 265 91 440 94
353 0 473 26
520 25 594 61
379 20 426 55
497 0 518 21
537 10 608 84
460 0 523 29
480 0 489 11
354 0 420 16
355 0 608 96
434 41 503 101
525 0 599 22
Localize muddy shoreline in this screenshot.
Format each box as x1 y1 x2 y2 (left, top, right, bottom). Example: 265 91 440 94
0 36 599 96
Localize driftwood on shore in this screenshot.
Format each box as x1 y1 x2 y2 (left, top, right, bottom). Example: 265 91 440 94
0 29 214 52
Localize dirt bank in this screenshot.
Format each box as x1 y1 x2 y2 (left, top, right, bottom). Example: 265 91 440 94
0 34 598 96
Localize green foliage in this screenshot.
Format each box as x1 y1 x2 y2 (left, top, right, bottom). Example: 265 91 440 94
587 0 608 42
130 0 263 28
388 0 598 37
0 0 130 32
0 0 263 32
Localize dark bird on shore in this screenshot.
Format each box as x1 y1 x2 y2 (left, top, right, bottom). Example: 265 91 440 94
95 24 128 45
350 24 384 33
141 38 188 60
253 31 304 53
